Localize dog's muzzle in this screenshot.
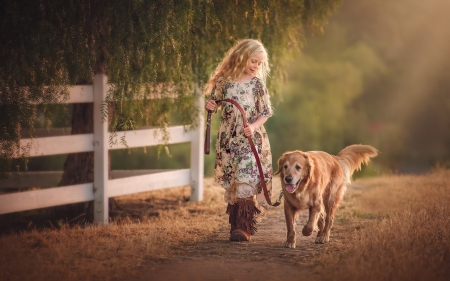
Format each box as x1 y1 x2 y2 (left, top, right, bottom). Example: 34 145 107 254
284 176 300 193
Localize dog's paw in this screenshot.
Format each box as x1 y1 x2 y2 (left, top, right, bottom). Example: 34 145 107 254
302 225 313 236
284 241 296 248
315 235 329 244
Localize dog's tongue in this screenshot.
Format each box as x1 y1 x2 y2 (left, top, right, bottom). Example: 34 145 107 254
285 184 296 193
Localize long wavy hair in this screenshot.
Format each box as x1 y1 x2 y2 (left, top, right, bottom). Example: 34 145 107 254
204 39 270 96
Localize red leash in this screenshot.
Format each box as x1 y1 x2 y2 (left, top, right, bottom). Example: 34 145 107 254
205 99 282 207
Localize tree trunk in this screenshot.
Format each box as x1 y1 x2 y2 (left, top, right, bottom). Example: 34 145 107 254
55 103 114 222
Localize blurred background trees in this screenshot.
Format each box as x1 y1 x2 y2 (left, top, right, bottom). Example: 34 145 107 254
265 0 450 176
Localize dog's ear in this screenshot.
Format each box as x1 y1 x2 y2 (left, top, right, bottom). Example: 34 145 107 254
303 153 314 184
274 154 285 175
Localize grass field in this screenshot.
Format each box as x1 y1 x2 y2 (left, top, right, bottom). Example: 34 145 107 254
316 166 450 281
1 167 449 281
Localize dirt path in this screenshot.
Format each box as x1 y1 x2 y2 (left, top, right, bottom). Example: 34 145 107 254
128 201 330 281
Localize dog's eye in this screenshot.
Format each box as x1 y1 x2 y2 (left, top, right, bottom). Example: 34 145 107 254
295 165 301 170
283 164 288 169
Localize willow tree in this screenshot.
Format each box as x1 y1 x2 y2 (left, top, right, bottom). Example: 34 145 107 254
0 0 340 219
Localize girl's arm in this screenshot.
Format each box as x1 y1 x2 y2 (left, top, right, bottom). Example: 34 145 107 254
243 116 269 137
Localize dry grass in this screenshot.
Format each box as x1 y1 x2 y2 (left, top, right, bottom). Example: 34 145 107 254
315 167 450 281
1 169 449 281
0 179 227 281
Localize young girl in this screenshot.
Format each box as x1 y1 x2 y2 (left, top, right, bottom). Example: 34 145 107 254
204 39 274 242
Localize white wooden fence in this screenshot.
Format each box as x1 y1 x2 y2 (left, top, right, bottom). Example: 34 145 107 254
0 74 205 224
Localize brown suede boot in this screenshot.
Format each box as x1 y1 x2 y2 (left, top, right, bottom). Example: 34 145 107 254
226 203 238 234
229 198 261 242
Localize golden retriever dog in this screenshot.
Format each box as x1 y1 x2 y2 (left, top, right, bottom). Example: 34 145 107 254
275 144 378 248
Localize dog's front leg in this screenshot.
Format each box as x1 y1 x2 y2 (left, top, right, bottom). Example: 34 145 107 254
302 203 321 236
284 201 298 248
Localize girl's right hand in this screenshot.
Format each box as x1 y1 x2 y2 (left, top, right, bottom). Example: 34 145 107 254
205 100 217 112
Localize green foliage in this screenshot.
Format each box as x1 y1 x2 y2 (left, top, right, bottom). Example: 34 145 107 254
1 0 93 178
266 52 367 162
110 143 190 171
1 0 342 178
334 0 450 172
268 0 450 174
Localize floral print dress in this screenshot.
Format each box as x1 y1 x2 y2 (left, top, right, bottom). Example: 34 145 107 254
210 77 273 210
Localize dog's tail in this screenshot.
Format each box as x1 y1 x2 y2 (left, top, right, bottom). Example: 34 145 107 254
336 144 378 184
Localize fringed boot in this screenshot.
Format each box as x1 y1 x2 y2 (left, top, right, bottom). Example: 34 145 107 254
226 203 238 234
229 198 261 241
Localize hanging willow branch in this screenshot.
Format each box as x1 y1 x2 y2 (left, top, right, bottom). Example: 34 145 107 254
0 0 341 178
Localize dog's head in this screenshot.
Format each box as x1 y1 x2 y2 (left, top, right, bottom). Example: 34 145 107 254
275 151 313 193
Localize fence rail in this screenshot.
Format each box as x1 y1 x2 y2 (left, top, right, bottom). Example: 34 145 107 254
20 125 192 157
0 74 204 223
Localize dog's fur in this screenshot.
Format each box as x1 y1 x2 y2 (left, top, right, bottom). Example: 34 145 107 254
275 144 378 248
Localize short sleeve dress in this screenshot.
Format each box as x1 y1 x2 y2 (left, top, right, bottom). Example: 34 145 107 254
211 76 273 209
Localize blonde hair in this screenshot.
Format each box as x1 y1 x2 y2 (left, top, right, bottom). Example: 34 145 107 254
204 39 270 96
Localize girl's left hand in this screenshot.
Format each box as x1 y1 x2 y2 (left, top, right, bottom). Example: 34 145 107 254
243 124 255 137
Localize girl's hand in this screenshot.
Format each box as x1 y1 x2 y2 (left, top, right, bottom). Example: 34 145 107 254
244 124 256 137
205 100 217 112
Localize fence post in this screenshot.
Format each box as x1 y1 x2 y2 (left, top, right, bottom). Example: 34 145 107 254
190 90 204 201
93 74 109 224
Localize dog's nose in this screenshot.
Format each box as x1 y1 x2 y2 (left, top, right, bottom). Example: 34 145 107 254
285 176 293 183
